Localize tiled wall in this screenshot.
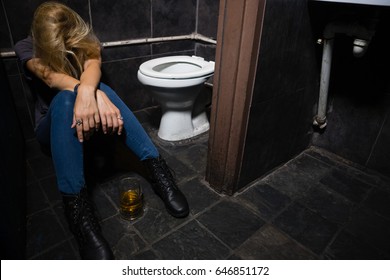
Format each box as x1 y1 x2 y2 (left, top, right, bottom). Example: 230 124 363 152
0 0 219 141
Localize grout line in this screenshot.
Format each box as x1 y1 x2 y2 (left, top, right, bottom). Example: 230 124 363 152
194 218 233 258
27 238 78 260
365 110 389 167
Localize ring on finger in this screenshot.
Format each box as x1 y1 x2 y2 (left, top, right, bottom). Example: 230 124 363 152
117 116 123 120
76 119 83 126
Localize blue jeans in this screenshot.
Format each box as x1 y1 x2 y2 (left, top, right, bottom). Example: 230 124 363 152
35 83 159 194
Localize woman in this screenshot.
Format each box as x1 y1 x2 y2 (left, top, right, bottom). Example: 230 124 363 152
15 1 189 260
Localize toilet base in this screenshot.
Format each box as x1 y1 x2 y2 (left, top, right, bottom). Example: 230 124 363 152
158 110 209 141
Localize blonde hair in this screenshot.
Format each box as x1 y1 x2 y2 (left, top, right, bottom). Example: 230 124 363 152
31 1 100 78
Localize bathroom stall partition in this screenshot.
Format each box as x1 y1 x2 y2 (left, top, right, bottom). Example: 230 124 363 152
207 0 319 194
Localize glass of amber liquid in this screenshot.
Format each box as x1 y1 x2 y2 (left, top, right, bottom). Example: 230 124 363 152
118 177 144 221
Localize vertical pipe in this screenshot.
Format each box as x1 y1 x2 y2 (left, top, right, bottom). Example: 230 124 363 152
314 38 334 129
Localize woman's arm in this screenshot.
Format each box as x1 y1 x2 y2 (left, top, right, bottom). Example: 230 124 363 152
72 58 102 142
79 58 101 93
26 58 79 90
83 57 124 135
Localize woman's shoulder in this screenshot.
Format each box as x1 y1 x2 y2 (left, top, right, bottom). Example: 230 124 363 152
14 36 33 62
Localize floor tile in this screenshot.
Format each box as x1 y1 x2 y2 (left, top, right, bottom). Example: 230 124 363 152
263 165 309 199
34 240 78 260
298 184 355 224
27 155 55 180
26 182 50 215
320 169 373 203
324 230 388 260
344 206 390 254
180 177 221 216
39 175 62 206
273 202 339 254
304 147 340 167
336 162 390 191
101 216 147 259
364 188 390 219
287 153 332 179
91 185 118 221
152 220 230 259
162 155 199 184
51 203 73 239
132 207 191 244
236 182 291 221
26 209 67 259
130 249 159 260
234 225 317 260
170 142 209 175
264 155 330 200
197 200 266 249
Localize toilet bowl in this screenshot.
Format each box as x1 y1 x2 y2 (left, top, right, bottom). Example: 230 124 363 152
137 55 215 141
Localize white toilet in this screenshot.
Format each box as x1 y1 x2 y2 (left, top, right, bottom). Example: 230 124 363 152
137 55 215 141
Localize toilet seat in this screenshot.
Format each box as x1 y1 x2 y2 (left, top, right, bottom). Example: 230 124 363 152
139 55 215 79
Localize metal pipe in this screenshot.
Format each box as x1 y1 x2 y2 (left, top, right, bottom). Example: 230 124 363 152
0 33 217 58
0 51 16 58
313 20 376 129
313 38 334 129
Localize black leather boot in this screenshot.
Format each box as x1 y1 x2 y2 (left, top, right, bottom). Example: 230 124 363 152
62 188 114 260
144 156 189 218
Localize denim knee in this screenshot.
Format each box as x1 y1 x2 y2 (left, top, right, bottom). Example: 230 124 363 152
50 90 76 113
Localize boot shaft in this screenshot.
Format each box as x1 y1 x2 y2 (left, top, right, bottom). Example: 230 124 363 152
62 188 114 259
144 156 176 191
62 188 100 237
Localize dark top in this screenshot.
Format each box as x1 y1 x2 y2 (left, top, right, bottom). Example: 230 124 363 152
14 36 57 129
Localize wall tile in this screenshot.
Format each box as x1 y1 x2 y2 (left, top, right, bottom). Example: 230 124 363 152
152 0 196 37
2 57 18 75
101 58 156 111
102 44 151 62
151 40 195 56
4 0 89 44
314 94 385 166
0 2 11 49
197 0 219 38
91 0 151 42
195 44 217 62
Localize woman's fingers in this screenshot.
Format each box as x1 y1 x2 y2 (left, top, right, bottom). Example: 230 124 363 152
73 117 85 142
94 113 100 131
73 113 123 139
72 114 97 142
117 115 124 135
95 89 124 136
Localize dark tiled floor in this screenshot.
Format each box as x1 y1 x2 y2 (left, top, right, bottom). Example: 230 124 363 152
24 115 390 260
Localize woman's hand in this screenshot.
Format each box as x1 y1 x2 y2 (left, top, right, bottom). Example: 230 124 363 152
71 84 101 142
96 89 124 135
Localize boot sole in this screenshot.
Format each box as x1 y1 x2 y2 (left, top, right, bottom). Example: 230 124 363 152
167 207 189 218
